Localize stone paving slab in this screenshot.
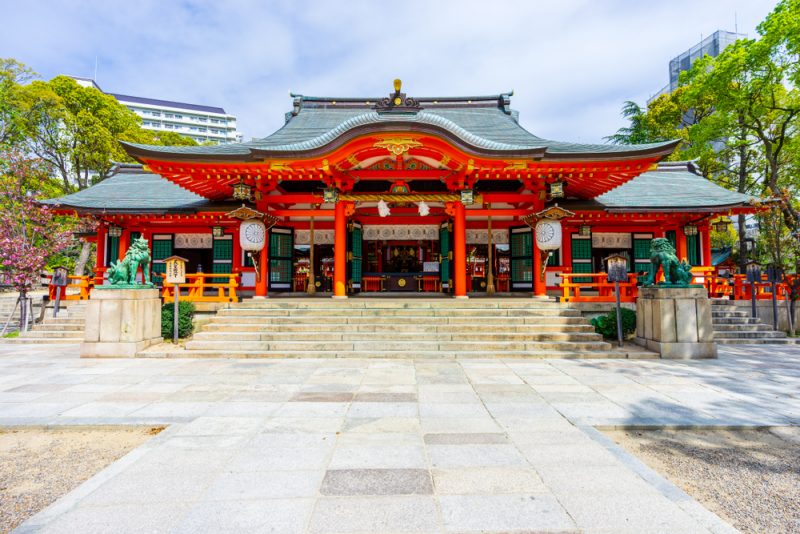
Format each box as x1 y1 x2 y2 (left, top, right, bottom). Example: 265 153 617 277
1 342 798 533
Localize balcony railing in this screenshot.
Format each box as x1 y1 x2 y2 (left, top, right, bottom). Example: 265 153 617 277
161 273 239 303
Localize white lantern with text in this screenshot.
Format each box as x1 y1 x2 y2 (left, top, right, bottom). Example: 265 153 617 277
535 219 562 251
239 219 266 252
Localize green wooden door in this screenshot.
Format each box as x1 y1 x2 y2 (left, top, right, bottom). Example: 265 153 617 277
269 227 293 291
212 236 233 283
151 234 173 286
510 226 533 291
348 222 363 292
633 233 654 280
439 222 452 292
571 234 592 283
686 233 700 265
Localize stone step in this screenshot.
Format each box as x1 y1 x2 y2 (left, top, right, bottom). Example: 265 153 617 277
711 311 751 318
31 323 85 332
714 331 787 339
208 316 590 325
21 330 85 338
201 323 596 333
0 337 82 344
228 299 564 310
712 324 777 332
191 331 604 342
711 317 762 325
144 349 623 359
218 308 581 318
183 339 613 352
716 338 798 345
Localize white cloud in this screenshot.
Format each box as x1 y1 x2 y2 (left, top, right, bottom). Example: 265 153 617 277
0 0 778 143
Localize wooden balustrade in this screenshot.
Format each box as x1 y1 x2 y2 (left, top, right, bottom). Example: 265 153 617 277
162 273 239 303
731 274 793 301
48 275 92 300
559 272 639 303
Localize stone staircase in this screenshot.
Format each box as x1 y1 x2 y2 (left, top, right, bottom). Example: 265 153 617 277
176 298 621 358
711 300 796 345
1 302 86 344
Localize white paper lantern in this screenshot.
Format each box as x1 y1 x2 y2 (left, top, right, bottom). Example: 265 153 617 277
239 219 266 251
535 219 562 251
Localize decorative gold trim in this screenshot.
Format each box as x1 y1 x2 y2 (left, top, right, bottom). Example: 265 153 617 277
373 138 423 156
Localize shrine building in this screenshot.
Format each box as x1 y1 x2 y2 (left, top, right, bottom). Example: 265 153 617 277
47 82 756 303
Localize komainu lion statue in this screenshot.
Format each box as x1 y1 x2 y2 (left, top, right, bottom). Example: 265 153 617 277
107 237 152 285
643 237 694 286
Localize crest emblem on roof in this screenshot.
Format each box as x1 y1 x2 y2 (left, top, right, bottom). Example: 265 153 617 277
374 79 421 113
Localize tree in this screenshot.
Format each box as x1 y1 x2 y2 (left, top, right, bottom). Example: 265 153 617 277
0 149 72 329
0 59 35 148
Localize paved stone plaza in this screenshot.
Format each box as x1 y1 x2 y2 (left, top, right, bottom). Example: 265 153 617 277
1 343 798 533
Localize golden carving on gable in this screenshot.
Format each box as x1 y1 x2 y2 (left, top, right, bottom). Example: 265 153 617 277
373 138 423 156
269 162 293 172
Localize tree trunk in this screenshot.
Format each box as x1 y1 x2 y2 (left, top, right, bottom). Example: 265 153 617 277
737 214 748 273
74 240 91 276
18 290 26 332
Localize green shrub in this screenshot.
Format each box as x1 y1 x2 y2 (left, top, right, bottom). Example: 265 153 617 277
591 308 637 339
161 301 195 339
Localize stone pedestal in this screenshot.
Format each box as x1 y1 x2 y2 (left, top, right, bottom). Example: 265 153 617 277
81 288 162 358
635 286 716 359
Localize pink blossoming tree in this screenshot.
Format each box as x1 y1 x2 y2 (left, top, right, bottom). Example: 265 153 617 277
0 149 71 329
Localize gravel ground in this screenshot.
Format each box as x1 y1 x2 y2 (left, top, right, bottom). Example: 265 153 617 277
607 427 800 534
0 426 161 534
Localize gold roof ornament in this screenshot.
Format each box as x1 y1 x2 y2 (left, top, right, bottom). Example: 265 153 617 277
225 205 265 220
374 137 423 156
534 204 576 220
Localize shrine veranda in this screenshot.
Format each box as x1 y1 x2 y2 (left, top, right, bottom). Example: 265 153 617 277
46 86 756 301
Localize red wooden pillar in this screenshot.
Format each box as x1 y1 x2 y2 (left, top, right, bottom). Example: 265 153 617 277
232 226 242 273
254 238 268 298
333 201 348 298
118 229 131 261
533 231 546 297
561 226 572 270
95 225 107 286
453 201 467 298
676 226 688 261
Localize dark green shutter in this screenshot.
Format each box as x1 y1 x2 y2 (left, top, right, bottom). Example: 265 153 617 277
151 236 173 284
106 236 119 267
546 249 560 266
348 223 363 291
686 234 700 266
633 233 654 279
666 230 677 250
510 226 533 290
212 236 233 283
571 235 592 283
439 223 452 291
268 228 293 290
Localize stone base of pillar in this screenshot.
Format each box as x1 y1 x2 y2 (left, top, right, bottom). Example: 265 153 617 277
332 295 348 300
81 288 162 358
454 295 469 299
635 286 716 359
252 296 267 300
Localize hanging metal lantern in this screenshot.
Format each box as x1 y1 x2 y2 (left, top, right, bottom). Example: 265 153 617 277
684 224 698 236
535 219 563 251
212 226 224 238
578 224 591 237
108 225 122 237
713 218 730 232
232 178 252 201
239 219 266 251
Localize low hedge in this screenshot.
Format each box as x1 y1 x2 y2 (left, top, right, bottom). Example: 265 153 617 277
161 301 195 339
591 308 636 339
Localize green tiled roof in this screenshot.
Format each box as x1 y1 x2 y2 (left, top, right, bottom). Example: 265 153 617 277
41 164 209 212
595 164 755 209
122 93 678 161
711 247 733 266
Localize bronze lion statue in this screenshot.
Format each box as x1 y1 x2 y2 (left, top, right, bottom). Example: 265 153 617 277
643 237 694 286
107 236 152 285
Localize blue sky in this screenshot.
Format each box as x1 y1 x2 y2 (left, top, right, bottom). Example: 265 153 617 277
0 0 778 143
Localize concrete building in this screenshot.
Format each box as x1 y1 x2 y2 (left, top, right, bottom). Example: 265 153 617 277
70 76 242 144
650 30 746 102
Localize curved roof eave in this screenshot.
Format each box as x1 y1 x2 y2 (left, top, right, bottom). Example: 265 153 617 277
120 110 680 164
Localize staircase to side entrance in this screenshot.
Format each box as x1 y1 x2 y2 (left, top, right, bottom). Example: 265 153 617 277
711 300 797 345
175 298 622 358
1 302 86 344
